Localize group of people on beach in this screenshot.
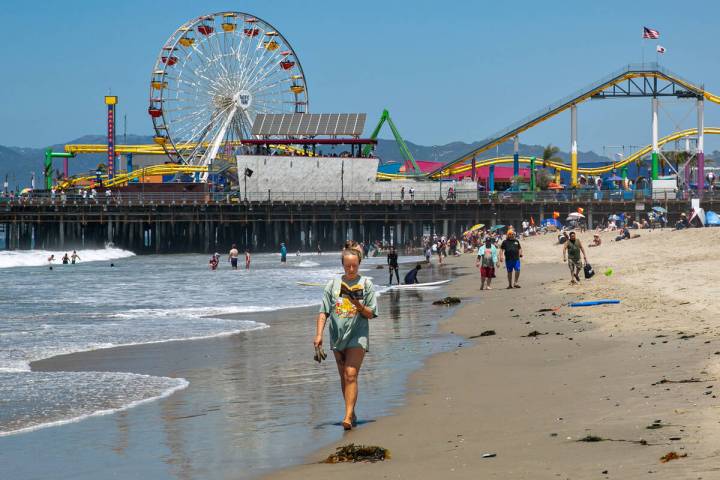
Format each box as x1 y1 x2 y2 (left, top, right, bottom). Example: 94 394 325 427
386 245 423 285
474 229 523 290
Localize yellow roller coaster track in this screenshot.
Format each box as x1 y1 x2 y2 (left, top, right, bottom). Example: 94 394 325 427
376 127 720 181
64 142 315 156
57 164 208 190
426 64 720 179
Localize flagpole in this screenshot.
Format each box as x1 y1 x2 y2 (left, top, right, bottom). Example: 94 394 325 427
641 30 646 67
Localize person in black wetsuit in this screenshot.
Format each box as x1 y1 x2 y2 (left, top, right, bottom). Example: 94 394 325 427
403 264 422 284
387 246 400 285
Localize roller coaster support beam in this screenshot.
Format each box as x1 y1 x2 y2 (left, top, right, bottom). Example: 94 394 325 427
530 156 536 191
570 104 578 187
489 164 495 192
697 98 705 194
44 149 74 190
651 97 659 180
364 109 420 175
512 136 519 177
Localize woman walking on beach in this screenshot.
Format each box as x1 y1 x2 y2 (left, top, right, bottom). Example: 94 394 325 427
313 242 378 430
476 237 498 290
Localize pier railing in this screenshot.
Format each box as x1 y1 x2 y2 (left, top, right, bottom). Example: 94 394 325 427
0 189 715 206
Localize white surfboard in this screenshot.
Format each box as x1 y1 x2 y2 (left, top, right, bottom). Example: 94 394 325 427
388 279 451 289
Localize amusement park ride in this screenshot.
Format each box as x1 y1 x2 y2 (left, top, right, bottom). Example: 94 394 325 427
44 11 720 194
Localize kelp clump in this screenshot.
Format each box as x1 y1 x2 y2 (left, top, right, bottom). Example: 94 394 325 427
322 443 391 463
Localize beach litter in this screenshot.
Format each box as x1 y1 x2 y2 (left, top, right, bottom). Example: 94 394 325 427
481 453 497 458
660 451 687 463
604 268 613 276
524 330 547 337
433 296 461 306
569 300 620 307
322 444 391 463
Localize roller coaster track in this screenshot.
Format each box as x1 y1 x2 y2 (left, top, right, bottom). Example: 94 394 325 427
376 127 720 180
425 63 720 179
64 142 315 156
57 164 208 190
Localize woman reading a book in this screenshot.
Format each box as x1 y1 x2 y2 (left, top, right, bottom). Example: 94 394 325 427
313 241 378 430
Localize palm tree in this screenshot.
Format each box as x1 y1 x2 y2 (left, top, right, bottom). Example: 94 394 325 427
541 144 562 168
541 144 563 186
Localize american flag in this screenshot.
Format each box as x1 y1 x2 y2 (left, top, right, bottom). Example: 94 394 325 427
656 45 666 54
643 27 660 39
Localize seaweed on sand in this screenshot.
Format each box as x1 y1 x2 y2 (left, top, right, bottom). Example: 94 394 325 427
322 444 391 463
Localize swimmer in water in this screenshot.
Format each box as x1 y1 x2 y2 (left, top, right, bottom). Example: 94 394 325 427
209 253 219 270
70 250 80 264
62 253 69 264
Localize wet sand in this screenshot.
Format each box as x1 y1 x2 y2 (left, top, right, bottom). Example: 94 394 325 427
268 229 720 479
11 266 458 480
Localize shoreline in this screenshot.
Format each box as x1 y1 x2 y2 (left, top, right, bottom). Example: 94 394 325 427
266 230 720 479
14 267 460 480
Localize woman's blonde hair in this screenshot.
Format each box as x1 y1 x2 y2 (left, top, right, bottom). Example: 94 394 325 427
341 240 363 264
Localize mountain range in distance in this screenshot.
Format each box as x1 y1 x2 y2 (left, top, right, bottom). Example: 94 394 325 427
1 134 716 188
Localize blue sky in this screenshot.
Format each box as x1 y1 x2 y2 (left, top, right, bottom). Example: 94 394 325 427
2 0 720 157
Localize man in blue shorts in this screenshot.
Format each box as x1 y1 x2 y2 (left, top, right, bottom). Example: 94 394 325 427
500 230 523 289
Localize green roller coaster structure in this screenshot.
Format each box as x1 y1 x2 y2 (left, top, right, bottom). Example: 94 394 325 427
363 109 422 175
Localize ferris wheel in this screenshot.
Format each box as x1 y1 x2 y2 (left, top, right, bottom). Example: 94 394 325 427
148 12 309 169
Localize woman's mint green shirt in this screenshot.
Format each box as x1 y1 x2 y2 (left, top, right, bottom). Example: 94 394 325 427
319 275 377 352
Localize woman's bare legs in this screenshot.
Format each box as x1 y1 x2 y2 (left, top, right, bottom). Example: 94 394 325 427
333 347 365 428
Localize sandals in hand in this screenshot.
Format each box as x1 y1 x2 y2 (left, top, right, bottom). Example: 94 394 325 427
313 345 327 363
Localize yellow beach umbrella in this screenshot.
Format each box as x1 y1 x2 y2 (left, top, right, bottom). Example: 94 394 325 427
463 223 485 236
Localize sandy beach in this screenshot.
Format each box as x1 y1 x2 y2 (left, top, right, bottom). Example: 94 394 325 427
268 228 720 479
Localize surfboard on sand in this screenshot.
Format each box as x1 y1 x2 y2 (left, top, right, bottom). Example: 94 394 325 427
296 281 325 287
389 279 451 289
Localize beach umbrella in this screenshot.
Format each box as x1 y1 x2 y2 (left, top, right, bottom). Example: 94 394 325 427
541 218 561 227
608 214 620 221
20 187 33 195
652 206 667 213
469 223 484 232
567 212 585 219
490 224 506 232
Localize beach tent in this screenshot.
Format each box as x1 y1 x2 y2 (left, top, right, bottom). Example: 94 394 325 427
541 218 561 227
689 208 706 227
706 211 720 226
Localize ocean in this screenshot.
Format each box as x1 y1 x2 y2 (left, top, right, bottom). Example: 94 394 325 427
0 248 457 478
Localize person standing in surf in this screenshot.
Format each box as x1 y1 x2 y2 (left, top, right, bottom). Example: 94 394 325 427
387 246 400 285
280 242 287 263
245 249 251 270
228 244 239 270
70 250 80 264
313 243 377 430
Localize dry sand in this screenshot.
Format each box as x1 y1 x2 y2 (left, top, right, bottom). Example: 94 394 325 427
266 228 720 479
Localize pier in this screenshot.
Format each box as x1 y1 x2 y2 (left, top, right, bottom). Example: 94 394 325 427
1 191 717 253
